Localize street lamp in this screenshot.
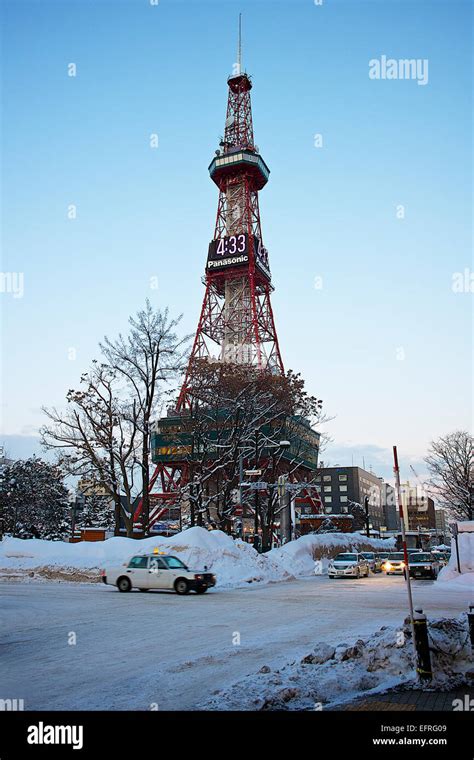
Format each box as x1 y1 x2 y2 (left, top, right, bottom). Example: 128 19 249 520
238 436 290 548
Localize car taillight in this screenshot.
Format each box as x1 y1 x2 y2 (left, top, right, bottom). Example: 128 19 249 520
194 574 202 580
99 569 105 576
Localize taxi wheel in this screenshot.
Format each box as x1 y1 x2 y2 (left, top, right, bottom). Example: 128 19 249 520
117 577 131 593
174 579 189 595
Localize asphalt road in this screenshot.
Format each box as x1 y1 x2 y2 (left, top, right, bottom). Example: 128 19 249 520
1 575 471 710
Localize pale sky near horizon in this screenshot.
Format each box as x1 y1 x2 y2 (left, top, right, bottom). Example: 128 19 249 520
1 0 472 483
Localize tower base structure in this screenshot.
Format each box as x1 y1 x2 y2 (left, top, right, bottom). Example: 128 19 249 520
133 406 321 537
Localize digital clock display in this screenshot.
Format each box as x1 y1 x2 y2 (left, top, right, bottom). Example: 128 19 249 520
206 233 271 280
207 233 249 271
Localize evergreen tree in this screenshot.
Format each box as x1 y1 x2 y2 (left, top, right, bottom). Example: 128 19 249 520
0 458 70 540
78 491 115 530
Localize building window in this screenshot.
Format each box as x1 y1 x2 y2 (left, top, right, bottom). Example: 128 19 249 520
323 475 331 482
340 495 348 503
325 506 332 513
324 486 331 493
338 474 347 482
325 496 332 504
341 506 348 513
339 485 347 492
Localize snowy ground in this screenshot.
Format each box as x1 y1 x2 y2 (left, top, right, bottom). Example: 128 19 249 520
1 573 472 711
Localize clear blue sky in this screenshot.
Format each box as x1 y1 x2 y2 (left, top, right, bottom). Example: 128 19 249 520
1 0 472 482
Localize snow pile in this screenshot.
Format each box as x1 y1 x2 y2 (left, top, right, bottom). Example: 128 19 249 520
0 528 396 588
268 532 395 576
204 614 474 711
437 523 474 587
0 528 294 588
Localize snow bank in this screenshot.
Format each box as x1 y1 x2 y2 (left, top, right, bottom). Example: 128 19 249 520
0 529 395 589
268 532 396 576
204 614 474 711
0 529 293 588
437 524 474 585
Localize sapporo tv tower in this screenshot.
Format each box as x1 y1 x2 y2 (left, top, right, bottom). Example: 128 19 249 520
177 21 283 407
135 20 321 532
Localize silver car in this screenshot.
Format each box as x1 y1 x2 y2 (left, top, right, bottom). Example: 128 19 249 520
328 552 370 579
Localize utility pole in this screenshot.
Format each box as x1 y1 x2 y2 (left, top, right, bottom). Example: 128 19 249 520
393 446 417 659
254 429 260 550
278 475 290 543
451 522 461 573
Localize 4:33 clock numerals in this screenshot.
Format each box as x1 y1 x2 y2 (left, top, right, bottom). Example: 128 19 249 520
216 234 246 256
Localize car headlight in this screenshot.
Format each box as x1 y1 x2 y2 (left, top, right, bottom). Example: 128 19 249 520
384 562 392 571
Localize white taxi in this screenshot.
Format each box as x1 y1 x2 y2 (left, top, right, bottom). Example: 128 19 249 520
101 552 216 595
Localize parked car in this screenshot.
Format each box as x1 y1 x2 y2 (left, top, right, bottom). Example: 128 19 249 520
101 553 216 595
408 552 441 580
432 550 450 566
360 552 384 573
381 552 407 575
328 553 370 579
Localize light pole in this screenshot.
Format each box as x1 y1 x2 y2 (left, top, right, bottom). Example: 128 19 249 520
364 496 370 538
239 436 290 551
254 430 260 542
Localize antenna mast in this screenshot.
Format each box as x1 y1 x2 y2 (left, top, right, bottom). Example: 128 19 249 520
237 13 242 74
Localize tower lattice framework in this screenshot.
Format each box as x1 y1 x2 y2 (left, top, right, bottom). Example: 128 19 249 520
177 69 283 410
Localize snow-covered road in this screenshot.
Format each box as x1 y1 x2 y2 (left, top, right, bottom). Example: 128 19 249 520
1 575 471 711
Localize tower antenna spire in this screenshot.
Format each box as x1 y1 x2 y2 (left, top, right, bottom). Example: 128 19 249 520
237 12 242 74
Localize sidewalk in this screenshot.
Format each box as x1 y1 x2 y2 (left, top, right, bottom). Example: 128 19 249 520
336 688 474 712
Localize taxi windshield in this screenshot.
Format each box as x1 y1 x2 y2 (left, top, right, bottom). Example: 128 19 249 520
165 556 187 569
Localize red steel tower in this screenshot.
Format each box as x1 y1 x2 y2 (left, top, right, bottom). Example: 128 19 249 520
177 54 283 410
135 36 321 533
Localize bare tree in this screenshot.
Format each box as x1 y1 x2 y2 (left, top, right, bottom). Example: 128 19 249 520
100 301 189 532
425 430 473 521
168 360 331 549
41 303 188 537
41 363 140 536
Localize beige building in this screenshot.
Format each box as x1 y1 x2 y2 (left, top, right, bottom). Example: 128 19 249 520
400 480 436 531
77 478 109 497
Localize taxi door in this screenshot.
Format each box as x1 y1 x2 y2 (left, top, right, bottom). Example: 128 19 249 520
126 556 151 588
147 556 167 588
